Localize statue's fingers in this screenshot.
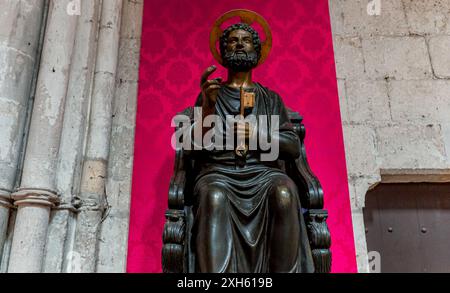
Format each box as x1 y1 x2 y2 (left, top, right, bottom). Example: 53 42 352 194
234 124 243 132
200 65 217 86
203 79 221 86
235 125 252 139
204 84 221 95
201 79 222 91
235 125 245 134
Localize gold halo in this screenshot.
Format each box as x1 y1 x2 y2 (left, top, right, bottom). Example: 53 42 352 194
209 9 272 66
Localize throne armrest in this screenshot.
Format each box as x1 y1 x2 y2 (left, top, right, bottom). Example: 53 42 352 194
286 109 332 273
162 107 194 273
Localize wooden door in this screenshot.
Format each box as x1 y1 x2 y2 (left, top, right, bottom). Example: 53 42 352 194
363 183 450 272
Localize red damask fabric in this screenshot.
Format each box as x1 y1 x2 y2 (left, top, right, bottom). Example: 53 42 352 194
128 0 357 273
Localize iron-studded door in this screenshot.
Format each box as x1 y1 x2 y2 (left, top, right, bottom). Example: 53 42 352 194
363 183 450 273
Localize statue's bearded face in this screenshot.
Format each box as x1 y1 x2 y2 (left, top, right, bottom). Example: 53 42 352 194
222 29 259 72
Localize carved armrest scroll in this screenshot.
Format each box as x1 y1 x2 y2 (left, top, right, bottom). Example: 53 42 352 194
162 107 194 273
287 110 332 273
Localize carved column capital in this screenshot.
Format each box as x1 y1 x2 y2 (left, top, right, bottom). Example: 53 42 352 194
0 189 13 208
11 188 60 208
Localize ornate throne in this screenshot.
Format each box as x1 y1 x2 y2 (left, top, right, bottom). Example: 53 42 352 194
162 107 332 273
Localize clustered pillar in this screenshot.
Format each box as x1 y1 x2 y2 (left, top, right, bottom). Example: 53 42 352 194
0 0 47 270
0 0 134 273
72 0 123 273
8 0 78 273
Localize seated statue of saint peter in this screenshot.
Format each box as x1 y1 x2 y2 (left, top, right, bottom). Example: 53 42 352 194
190 22 314 273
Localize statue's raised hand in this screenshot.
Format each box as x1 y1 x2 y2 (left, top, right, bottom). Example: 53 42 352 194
201 65 222 110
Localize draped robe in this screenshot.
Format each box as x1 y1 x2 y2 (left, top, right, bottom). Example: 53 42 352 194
191 83 314 273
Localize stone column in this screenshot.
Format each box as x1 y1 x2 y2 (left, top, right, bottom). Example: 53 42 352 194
96 0 143 273
0 191 13 262
0 0 46 262
72 0 123 273
43 0 102 273
8 0 78 273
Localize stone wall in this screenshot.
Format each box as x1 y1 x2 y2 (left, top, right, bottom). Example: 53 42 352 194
97 0 142 273
0 0 142 273
329 0 450 272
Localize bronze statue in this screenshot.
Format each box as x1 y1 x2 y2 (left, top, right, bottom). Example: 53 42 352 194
163 9 331 273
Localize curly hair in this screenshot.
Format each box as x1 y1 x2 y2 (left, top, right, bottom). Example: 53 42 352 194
219 23 262 61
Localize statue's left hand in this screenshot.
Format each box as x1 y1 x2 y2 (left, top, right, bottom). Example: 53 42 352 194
235 123 256 140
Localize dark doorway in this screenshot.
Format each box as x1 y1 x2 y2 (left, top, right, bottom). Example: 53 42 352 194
363 183 450 272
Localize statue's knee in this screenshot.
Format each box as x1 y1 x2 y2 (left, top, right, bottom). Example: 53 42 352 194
271 184 296 213
203 185 227 210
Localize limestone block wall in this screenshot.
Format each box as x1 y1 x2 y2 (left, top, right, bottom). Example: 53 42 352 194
329 0 450 272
